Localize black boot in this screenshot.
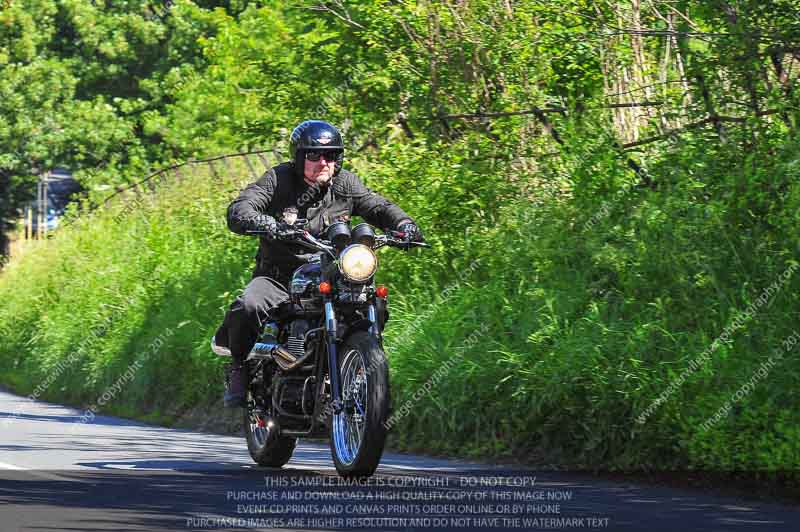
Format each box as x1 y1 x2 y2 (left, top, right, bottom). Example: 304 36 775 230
223 363 247 408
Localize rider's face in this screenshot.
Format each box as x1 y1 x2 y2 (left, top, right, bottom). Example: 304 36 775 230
303 155 336 187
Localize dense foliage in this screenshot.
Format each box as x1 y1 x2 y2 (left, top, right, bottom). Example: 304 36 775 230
2 0 800 473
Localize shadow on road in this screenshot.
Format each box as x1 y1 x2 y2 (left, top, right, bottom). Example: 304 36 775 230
1 465 797 532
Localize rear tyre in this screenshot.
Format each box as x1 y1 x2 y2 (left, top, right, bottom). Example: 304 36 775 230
329 330 390 478
244 389 297 467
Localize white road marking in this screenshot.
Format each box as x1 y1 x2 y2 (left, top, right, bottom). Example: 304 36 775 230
0 460 76 482
103 463 174 471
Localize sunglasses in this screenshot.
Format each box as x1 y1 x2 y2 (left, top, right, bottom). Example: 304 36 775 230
305 150 341 162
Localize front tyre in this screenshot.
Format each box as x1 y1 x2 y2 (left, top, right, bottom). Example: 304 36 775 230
330 330 390 478
244 390 297 467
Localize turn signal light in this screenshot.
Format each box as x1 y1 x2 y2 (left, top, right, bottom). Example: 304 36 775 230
376 285 389 298
319 281 332 294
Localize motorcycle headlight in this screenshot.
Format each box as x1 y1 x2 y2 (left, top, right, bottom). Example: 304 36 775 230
339 244 377 282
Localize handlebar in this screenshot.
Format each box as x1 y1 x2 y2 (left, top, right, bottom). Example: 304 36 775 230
246 227 334 255
245 225 430 254
376 231 431 250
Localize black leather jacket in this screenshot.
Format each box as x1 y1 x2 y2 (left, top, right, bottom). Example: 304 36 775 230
227 162 413 277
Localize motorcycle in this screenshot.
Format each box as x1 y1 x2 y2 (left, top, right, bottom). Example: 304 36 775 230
211 220 428 478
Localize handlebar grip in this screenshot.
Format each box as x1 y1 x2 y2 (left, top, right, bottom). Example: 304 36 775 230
276 230 300 239
245 229 295 241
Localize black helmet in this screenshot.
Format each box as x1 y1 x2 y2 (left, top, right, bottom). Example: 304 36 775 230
289 120 345 180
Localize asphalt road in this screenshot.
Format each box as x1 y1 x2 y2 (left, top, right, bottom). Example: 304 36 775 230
0 389 797 532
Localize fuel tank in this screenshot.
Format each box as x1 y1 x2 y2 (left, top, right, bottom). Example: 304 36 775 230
290 262 321 296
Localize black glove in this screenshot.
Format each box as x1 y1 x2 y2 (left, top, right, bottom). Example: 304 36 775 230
397 221 424 243
250 213 278 238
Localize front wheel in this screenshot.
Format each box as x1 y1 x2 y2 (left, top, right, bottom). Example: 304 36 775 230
329 330 390 478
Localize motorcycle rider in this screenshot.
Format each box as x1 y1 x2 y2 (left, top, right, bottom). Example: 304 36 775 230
214 120 424 407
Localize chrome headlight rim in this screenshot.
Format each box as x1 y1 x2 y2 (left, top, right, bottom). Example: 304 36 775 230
338 244 378 283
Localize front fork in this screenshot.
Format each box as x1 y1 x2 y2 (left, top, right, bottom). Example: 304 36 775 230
324 300 342 414
325 299 380 415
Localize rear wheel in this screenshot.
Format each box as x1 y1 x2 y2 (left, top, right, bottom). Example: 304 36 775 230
244 389 296 467
329 330 390 478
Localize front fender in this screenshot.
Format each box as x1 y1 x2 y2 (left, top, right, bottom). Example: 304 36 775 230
342 318 374 342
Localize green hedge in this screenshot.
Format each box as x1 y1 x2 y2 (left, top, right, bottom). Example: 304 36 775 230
2 136 800 475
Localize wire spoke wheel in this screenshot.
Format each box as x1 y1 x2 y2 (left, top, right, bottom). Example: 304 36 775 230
333 348 368 465
247 391 272 448
244 373 297 468
329 331 389 478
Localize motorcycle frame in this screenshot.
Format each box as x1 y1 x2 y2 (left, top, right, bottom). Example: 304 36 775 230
244 225 421 439
276 256 383 438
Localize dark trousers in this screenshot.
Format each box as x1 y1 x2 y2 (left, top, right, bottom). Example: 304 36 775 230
217 274 291 365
